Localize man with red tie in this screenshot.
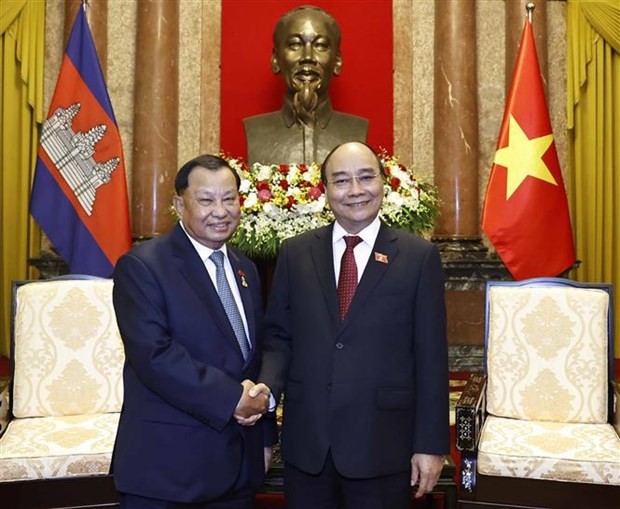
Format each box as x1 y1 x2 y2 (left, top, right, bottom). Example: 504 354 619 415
257 141 450 508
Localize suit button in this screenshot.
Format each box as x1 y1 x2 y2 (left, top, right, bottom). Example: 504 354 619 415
327 383 332 391
335 342 344 350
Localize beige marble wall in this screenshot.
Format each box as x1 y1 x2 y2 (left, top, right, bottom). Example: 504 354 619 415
42 0 568 234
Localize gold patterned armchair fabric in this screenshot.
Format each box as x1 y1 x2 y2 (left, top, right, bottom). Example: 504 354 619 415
0 278 123 508
456 278 620 509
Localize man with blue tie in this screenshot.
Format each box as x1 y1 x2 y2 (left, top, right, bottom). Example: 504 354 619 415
111 154 275 509
257 142 450 508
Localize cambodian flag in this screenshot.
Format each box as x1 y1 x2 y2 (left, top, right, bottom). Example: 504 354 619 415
30 7 131 277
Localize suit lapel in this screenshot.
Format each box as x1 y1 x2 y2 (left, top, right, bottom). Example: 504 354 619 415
339 224 399 332
311 225 340 325
171 225 245 360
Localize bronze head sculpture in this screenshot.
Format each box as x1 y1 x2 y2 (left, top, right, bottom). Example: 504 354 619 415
244 5 368 165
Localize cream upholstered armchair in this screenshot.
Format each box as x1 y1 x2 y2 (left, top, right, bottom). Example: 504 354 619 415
456 278 620 509
0 277 123 508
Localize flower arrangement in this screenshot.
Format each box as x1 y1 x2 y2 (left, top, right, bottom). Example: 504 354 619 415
225 152 439 259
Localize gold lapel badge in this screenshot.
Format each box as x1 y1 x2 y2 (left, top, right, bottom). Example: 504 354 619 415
374 252 388 264
238 269 248 288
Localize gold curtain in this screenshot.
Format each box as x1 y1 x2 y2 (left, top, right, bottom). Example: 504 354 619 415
567 0 620 356
0 0 45 356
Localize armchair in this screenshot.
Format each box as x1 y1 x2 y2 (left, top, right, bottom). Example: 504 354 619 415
0 277 123 508
456 278 620 508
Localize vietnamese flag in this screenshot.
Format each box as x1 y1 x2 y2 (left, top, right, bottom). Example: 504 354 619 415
482 19 575 280
30 7 131 277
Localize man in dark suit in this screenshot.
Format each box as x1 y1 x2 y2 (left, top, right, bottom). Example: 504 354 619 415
112 154 275 509
258 142 450 508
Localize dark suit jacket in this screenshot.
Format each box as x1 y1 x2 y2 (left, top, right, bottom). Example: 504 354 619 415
259 223 450 478
111 224 274 503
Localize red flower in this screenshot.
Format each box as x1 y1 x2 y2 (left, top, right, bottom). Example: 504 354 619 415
280 180 289 190
299 163 308 173
257 180 270 191
390 177 401 191
239 195 245 206
257 189 273 202
308 186 323 200
317 181 325 192
279 164 289 175
285 196 296 209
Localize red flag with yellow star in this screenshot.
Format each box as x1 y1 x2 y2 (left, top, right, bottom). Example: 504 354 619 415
482 19 575 280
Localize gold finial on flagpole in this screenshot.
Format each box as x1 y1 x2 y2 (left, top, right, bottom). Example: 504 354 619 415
82 0 88 13
526 3 535 23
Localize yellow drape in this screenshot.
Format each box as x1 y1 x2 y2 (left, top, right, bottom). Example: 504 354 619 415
0 0 45 356
567 0 620 357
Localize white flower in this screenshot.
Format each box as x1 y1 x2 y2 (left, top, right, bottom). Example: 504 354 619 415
257 164 272 181
263 202 280 218
244 192 258 208
239 179 251 194
386 191 405 206
287 166 299 183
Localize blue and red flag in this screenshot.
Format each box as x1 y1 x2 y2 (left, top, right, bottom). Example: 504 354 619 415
30 7 131 277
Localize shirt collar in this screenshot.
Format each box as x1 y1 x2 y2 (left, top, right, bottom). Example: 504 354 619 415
332 216 381 248
281 96 335 129
180 221 228 262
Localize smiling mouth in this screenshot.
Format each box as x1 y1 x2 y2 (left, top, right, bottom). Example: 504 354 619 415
345 201 370 208
209 223 230 230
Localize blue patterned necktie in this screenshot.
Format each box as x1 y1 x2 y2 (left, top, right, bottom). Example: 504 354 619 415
210 250 250 360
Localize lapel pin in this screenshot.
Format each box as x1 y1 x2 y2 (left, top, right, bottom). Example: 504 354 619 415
238 269 248 288
374 252 388 264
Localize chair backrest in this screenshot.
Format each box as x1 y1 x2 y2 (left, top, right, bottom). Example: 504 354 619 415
11 278 125 418
485 278 613 424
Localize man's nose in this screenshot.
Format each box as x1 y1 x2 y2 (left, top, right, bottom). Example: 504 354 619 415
301 42 316 62
210 201 227 216
348 178 365 194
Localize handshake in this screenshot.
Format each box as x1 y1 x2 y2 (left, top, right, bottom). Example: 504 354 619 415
234 379 272 426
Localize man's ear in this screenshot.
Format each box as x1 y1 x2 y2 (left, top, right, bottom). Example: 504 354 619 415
271 51 281 74
333 52 343 77
172 195 184 217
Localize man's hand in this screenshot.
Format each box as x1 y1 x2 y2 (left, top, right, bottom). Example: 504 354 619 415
410 453 444 498
264 446 273 473
234 380 270 424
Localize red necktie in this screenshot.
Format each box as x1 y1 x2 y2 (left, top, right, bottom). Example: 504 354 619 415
338 236 362 320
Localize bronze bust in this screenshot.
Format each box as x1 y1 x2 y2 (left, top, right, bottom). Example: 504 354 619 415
243 5 368 165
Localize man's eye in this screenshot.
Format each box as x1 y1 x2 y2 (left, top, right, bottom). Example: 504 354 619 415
358 176 374 183
288 41 302 50
333 179 350 187
199 198 213 205
314 42 328 51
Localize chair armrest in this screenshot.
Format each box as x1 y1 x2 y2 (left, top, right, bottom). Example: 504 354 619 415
0 378 11 438
455 373 486 452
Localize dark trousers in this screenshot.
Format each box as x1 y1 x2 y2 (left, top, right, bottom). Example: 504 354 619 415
284 451 411 509
119 488 254 509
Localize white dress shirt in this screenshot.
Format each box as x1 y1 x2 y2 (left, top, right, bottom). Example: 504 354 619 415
180 222 251 345
332 216 381 285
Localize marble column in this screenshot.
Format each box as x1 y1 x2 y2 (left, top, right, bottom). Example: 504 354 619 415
200 1 221 154
433 0 479 239
132 0 179 239
505 0 547 94
64 0 107 74
433 1 510 368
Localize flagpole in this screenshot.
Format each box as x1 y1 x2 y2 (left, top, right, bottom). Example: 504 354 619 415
526 2 535 23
